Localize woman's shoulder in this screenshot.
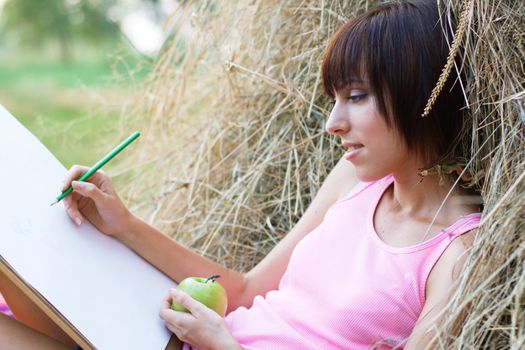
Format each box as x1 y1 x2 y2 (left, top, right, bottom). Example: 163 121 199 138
441 189 482 236
320 156 360 202
337 173 393 203
425 199 481 294
426 227 476 296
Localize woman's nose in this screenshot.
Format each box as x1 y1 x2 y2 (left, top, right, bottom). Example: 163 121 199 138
325 104 350 135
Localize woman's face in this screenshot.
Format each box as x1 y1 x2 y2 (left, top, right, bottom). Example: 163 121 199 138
326 82 415 181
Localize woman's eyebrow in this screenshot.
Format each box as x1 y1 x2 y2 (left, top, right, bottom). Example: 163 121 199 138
349 78 369 85
343 81 368 90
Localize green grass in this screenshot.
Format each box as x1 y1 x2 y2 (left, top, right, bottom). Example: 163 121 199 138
0 44 150 168
0 49 150 89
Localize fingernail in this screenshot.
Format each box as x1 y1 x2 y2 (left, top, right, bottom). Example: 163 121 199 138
76 218 82 226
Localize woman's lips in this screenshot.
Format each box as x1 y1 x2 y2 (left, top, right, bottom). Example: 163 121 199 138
343 144 364 161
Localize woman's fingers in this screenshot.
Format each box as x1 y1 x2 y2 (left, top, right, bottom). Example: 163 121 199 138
63 195 84 226
169 289 208 318
160 306 194 334
71 181 107 203
61 165 90 191
162 293 171 308
61 165 111 194
164 322 180 336
160 290 207 327
160 289 230 347
62 181 107 226
158 306 184 339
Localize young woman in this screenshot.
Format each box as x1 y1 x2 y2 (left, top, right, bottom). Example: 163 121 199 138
0 0 481 349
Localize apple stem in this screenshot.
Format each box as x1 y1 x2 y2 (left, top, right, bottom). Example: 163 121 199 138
205 275 221 283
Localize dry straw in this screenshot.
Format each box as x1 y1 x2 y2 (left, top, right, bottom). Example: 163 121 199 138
117 0 524 348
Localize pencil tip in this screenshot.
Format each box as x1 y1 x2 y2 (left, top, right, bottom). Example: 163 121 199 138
50 201 58 206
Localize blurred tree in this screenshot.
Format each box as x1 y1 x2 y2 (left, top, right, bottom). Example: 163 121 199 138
1 0 120 62
73 0 121 46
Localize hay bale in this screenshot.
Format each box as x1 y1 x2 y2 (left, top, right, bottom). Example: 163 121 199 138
121 0 355 269
427 1 525 348
120 0 524 348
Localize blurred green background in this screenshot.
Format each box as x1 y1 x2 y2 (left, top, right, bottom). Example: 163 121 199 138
0 0 171 167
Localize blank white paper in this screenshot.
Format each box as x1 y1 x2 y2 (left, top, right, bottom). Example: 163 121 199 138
0 104 174 349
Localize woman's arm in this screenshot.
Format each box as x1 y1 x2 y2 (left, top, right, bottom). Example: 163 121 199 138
116 156 358 312
64 157 358 312
116 215 248 313
404 231 475 349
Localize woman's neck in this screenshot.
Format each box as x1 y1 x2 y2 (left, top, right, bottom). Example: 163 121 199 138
389 161 461 218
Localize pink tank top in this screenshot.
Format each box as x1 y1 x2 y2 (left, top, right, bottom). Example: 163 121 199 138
184 175 481 349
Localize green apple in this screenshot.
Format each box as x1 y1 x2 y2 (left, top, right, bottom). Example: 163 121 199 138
171 275 228 317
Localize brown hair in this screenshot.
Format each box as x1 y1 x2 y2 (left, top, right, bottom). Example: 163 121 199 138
322 0 465 166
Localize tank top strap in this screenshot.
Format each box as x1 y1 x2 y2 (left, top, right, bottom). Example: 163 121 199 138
444 212 482 239
418 212 481 305
339 174 394 203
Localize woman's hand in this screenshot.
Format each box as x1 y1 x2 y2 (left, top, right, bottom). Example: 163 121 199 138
61 165 133 237
159 289 241 350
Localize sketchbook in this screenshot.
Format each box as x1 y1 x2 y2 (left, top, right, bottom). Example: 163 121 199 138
0 104 175 349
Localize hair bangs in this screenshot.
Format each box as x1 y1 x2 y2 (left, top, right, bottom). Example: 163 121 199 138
321 19 370 98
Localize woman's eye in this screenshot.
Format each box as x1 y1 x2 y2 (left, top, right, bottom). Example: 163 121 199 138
348 93 367 102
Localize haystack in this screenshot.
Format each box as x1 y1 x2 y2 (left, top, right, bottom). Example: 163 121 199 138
117 0 524 348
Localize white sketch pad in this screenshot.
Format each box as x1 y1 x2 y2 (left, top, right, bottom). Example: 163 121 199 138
0 105 174 349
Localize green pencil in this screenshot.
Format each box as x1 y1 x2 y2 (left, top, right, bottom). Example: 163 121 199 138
50 131 141 206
